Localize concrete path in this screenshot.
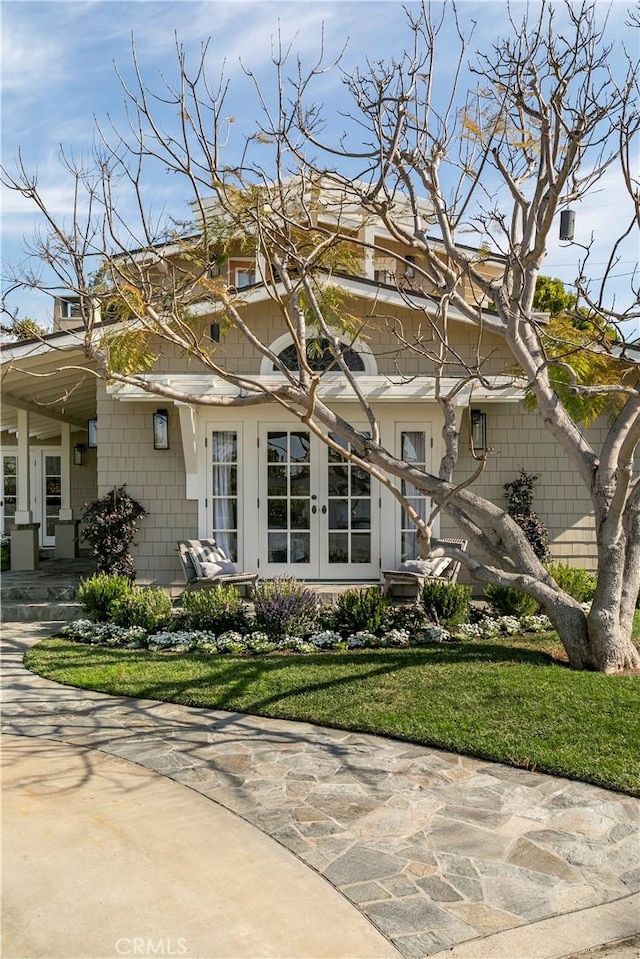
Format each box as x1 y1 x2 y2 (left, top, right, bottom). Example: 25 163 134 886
2 622 639 959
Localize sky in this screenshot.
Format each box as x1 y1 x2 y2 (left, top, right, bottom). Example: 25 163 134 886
2 0 638 333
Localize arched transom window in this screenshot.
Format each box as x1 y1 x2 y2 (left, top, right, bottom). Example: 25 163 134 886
261 331 377 375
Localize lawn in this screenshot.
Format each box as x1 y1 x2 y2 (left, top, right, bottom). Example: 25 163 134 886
26 624 640 796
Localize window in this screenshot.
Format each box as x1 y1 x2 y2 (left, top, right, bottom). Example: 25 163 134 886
235 267 256 288
211 431 238 561
277 337 365 373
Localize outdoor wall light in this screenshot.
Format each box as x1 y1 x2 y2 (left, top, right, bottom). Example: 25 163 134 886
210 322 221 342
73 443 85 466
87 418 98 448
470 409 487 451
153 409 170 450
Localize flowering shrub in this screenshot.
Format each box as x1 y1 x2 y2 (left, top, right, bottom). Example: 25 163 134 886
455 613 552 640
60 597 555 656
215 631 247 654
346 630 379 648
414 625 452 644
278 637 316 654
147 631 196 653
308 630 344 649
60 619 147 648
253 577 319 639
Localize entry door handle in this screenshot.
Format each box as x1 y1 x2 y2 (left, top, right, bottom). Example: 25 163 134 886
311 505 317 514
321 505 327 515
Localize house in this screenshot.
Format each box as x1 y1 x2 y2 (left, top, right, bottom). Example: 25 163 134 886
0 185 606 586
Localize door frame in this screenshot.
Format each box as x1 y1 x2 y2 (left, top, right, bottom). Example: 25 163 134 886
257 423 380 580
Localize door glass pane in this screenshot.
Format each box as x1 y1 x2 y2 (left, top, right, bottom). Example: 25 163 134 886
267 430 311 564
400 431 428 560
290 500 310 530
212 431 238 560
327 433 372 564
44 455 61 538
267 432 288 463
290 432 311 463
2 455 18 532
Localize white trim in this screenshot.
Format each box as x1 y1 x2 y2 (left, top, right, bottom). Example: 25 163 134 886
108 374 525 404
260 328 377 376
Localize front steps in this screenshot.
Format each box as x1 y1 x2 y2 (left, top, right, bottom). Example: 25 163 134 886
1 584 83 623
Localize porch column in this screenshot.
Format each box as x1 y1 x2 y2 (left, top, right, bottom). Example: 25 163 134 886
362 225 375 280
58 423 73 520
11 409 39 570
14 410 32 524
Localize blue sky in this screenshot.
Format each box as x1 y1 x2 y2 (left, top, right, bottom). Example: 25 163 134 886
2 1 638 332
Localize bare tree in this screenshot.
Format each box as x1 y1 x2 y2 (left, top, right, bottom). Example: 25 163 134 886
2 1 639 671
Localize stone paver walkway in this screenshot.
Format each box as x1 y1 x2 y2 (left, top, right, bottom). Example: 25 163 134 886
3 623 639 958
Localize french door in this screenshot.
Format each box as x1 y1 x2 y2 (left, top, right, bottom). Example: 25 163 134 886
1 454 18 535
1 450 62 546
30 451 62 547
259 426 379 579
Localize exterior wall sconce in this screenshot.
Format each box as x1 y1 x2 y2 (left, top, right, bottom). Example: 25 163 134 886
470 409 487 451
210 322 221 342
87 418 98 448
559 210 575 241
153 409 170 450
73 443 85 466
405 255 416 280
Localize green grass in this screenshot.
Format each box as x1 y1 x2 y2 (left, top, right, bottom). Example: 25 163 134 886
26 625 640 796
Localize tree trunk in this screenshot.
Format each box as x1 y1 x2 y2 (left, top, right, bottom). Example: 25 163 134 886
544 602 595 670
545 596 640 673
587 605 640 673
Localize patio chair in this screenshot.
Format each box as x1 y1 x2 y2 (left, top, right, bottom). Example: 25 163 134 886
382 538 468 600
177 538 258 594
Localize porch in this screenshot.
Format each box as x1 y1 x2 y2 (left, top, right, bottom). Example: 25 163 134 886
0 555 382 622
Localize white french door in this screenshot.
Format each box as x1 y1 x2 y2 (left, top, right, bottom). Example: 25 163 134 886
258 425 379 579
1 450 62 546
32 451 62 547
1 454 18 535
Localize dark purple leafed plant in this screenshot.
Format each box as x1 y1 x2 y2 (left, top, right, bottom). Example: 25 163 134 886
82 485 147 579
253 576 319 640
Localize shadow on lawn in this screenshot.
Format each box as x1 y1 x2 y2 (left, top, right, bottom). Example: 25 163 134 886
29 636 567 718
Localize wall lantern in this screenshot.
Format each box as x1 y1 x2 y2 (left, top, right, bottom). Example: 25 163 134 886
73 443 85 466
559 209 575 242
470 409 487 451
210 322 221 342
405 255 416 280
153 409 170 450
87 418 98 448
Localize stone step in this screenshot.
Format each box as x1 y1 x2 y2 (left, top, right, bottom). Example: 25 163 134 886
1 585 80 603
1 602 83 623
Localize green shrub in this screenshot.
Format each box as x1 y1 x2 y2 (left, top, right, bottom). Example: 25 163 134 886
178 584 250 635
81 485 147 579
484 584 540 617
78 572 134 622
334 587 390 636
112 586 174 632
421 580 471 627
1 534 10 571
253 577 319 640
547 562 597 603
